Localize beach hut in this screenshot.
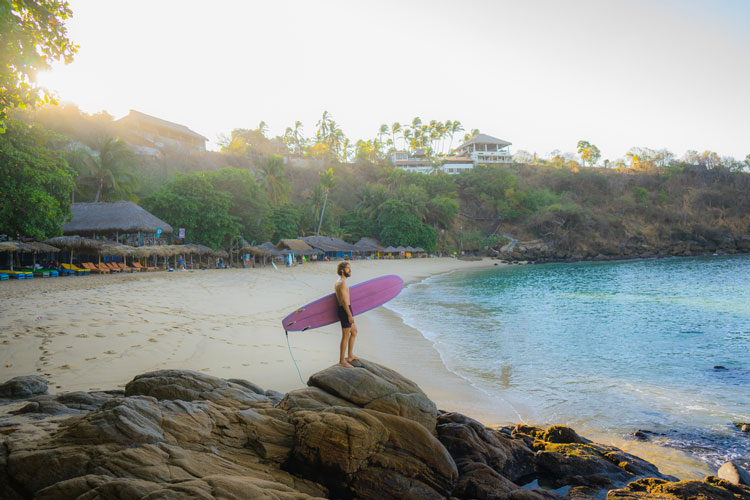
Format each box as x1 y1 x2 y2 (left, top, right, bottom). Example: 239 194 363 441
276 239 323 264
354 237 384 259
382 246 397 259
414 246 426 257
62 201 173 246
300 235 356 260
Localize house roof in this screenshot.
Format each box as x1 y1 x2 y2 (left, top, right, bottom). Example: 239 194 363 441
300 235 357 253
457 133 511 149
117 110 208 141
354 237 383 251
276 239 314 252
62 202 173 235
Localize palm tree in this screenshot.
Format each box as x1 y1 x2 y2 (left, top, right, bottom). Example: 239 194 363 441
293 121 304 156
68 137 137 202
257 155 290 206
378 124 389 145
391 122 402 150
316 110 332 141
316 168 336 238
257 121 268 137
448 120 464 151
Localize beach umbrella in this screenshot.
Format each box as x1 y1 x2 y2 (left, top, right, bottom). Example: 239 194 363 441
43 236 105 266
0 241 33 270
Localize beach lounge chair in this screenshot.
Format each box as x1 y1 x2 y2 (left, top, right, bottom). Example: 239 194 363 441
115 262 135 272
132 262 157 272
0 273 7 281
81 262 107 274
1 270 31 279
61 263 90 276
104 263 122 273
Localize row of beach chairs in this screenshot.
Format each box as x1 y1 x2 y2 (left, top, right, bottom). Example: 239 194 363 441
0 262 161 280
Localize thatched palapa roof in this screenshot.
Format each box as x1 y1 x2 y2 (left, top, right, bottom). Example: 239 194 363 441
276 239 314 252
354 237 383 252
300 235 356 253
62 202 173 235
43 235 105 250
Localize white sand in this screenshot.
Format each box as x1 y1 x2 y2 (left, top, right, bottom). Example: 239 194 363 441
0 258 497 402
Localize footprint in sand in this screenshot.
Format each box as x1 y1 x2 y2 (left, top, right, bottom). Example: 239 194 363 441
260 361 268 365
76 334 88 338
5 362 12 368
57 364 72 370
1 341 9 345
117 333 126 337
148 338 159 343
95 334 105 338
84 357 97 361
104 350 117 355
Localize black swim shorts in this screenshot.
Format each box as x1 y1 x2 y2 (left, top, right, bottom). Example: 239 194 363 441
337 305 353 328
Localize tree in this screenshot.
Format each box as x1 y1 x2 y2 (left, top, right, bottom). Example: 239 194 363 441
144 173 239 250
0 0 77 132
577 140 601 167
204 167 273 243
377 199 437 252
270 204 300 241
257 155 290 206
0 118 75 239
68 137 137 202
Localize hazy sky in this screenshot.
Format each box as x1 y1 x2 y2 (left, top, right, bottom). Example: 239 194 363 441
37 0 750 160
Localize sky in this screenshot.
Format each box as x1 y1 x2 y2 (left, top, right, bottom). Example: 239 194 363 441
36 0 750 161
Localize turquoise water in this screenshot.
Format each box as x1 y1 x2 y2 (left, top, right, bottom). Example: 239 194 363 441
387 255 750 471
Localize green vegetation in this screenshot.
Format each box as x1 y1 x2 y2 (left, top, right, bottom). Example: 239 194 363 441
0 118 75 239
5 104 750 257
0 0 77 132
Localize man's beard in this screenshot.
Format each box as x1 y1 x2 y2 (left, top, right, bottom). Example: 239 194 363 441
345 270 351 277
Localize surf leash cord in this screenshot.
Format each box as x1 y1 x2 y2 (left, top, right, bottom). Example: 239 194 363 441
284 329 305 385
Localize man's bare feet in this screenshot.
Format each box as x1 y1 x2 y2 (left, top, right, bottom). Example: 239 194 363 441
347 355 360 362
338 360 354 368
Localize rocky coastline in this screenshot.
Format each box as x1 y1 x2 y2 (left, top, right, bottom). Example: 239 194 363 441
1 360 748 500
490 231 750 263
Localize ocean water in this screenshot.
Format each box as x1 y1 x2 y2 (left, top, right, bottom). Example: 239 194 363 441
387 255 750 472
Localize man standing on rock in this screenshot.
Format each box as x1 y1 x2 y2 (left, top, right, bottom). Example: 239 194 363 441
335 261 358 368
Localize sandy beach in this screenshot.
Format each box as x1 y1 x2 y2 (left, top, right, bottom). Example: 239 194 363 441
0 258 501 413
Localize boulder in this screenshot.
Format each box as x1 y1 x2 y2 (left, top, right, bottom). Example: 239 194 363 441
307 359 438 433
0 375 47 399
125 369 269 407
606 476 750 500
436 412 536 482
718 461 750 486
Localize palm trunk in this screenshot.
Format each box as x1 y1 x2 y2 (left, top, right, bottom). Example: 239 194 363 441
94 178 103 202
316 191 329 239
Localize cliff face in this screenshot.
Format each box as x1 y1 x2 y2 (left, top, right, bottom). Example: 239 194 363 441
1 361 748 500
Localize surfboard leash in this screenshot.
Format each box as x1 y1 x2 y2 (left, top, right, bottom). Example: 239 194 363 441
284 328 305 385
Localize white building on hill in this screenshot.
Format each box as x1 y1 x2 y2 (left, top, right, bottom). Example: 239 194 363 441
391 133 512 175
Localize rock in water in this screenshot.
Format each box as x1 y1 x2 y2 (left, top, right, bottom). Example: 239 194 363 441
718 461 750 486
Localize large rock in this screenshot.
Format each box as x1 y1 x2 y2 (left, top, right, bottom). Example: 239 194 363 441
0 375 48 399
0 364 680 500
513 424 673 491
125 369 269 407
306 359 438 433
718 461 750 486
436 412 535 482
606 476 750 499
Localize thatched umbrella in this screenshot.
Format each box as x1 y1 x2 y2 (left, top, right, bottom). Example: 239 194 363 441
43 236 105 267
62 201 173 243
0 241 34 270
21 242 61 268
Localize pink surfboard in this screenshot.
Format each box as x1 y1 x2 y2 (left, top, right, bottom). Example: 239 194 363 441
282 275 404 332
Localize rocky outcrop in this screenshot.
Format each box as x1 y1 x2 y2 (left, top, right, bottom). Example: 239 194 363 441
2 361 749 499
606 476 750 499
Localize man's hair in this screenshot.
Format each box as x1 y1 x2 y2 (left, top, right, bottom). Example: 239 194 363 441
337 261 350 276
